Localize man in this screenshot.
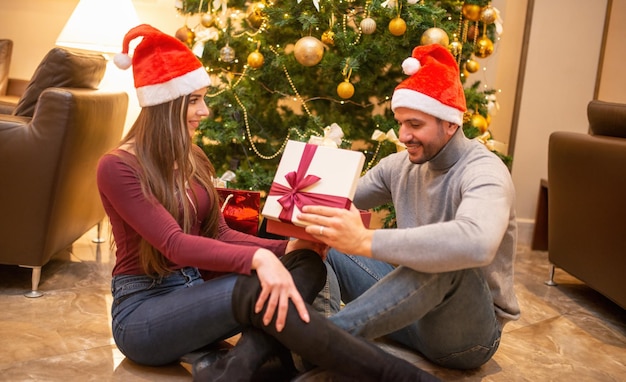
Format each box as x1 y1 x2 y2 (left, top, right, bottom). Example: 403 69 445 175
298 44 520 370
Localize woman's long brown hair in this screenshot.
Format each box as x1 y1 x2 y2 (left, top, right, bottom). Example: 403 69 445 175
119 94 221 276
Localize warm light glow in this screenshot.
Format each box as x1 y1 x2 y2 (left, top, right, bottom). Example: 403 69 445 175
56 0 139 54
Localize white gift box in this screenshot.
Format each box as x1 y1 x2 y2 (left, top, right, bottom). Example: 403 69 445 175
262 140 365 236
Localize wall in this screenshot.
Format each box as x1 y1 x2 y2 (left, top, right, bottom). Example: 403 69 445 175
511 0 609 245
598 0 626 103
0 0 185 80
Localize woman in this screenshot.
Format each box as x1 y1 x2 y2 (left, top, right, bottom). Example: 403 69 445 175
97 24 437 381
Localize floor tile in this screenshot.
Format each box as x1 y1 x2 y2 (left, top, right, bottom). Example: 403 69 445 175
1 225 625 381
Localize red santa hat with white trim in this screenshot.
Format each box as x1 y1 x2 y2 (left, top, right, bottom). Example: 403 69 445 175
114 24 210 107
391 44 466 125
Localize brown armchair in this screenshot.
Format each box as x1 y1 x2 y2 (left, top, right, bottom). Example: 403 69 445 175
547 100 626 309
0 47 128 297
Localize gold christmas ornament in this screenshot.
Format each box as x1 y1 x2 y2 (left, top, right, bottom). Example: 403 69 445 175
388 17 407 36
475 35 494 58
480 6 497 24
470 112 489 133
420 27 449 47
246 2 266 29
175 26 195 47
462 4 482 21
360 17 377 35
294 36 324 66
448 40 462 56
200 13 216 28
220 44 235 63
337 80 355 99
321 30 335 45
465 59 480 73
247 50 264 68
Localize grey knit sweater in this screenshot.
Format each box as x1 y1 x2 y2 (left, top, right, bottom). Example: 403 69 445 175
354 129 520 322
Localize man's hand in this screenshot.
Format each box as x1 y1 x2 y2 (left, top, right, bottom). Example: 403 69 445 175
298 204 373 257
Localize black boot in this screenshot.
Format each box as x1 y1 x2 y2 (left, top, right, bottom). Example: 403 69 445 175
191 347 230 381
193 326 298 382
231 250 440 382
195 250 325 382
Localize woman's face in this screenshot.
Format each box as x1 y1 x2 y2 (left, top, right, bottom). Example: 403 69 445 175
186 88 209 137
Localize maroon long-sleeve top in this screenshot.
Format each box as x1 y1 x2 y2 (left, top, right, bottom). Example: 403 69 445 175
96 149 288 278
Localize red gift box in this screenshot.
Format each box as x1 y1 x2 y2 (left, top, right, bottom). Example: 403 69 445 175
216 188 260 235
266 210 372 242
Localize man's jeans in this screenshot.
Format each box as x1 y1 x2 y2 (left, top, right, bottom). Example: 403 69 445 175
320 249 502 370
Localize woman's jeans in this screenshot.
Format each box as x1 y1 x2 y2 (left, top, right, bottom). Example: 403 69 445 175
322 248 502 370
111 267 240 366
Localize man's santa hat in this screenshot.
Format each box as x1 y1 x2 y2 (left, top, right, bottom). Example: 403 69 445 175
114 24 210 107
391 44 466 125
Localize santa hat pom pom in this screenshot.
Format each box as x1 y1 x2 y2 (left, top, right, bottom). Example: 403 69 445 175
401 57 420 76
113 53 132 70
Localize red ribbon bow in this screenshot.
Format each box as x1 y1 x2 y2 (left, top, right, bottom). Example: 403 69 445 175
269 143 352 222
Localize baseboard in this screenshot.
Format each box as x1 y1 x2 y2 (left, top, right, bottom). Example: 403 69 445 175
516 218 534 249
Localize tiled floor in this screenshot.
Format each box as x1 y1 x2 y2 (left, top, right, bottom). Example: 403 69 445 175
0 224 625 381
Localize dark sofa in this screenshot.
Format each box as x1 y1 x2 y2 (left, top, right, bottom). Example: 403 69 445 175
547 100 626 309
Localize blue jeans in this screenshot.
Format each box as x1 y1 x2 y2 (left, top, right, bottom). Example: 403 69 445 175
111 267 240 366
323 249 501 370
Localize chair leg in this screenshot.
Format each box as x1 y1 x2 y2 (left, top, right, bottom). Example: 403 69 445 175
92 221 105 244
544 264 557 286
22 266 43 298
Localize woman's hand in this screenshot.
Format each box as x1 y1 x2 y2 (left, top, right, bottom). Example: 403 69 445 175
251 249 309 332
286 239 328 260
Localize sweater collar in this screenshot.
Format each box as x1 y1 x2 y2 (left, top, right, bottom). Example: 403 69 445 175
426 127 470 172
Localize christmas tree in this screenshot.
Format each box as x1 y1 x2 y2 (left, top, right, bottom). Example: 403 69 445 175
175 0 506 193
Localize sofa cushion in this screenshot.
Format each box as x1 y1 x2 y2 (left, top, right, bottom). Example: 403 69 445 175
587 100 626 139
0 39 13 96
12 47 106 117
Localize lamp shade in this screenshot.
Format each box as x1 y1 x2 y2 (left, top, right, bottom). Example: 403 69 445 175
56 0 139 54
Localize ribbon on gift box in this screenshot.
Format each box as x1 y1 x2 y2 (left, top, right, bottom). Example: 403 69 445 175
268 143 352 222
